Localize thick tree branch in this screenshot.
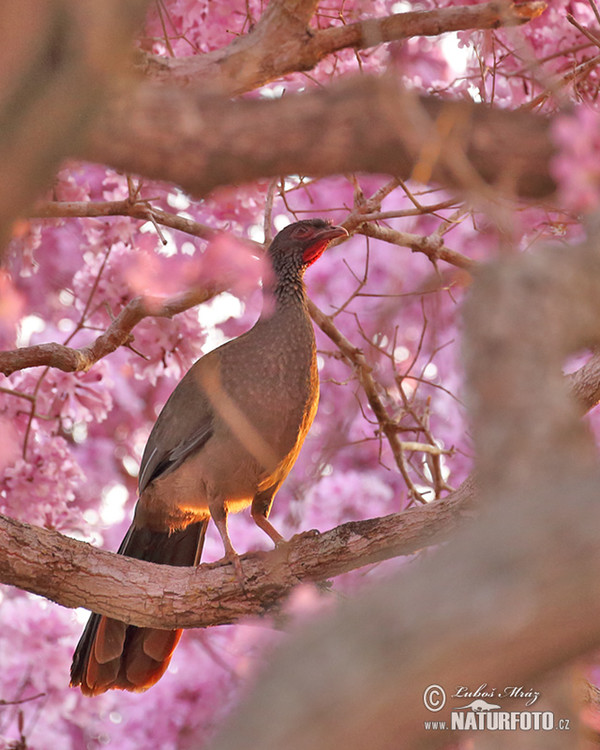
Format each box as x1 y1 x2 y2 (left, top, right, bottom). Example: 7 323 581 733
0 0 550 260
84 76 556 204
0 2 553 259
0 479 474 628
141 1 547 95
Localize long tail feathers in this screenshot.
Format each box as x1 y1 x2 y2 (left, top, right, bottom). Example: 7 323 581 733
70 519 208 696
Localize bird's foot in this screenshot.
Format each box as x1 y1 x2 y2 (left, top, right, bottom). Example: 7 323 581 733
212 512 247 592
226 549 246 593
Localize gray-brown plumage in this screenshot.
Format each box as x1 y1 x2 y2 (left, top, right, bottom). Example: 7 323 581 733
70 218 347 695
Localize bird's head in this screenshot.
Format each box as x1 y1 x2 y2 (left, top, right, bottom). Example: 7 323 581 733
268 219 348 271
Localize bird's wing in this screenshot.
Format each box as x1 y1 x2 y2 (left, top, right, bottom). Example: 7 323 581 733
138 366 214 494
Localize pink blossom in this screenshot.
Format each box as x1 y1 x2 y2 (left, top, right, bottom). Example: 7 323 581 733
1 435 85 530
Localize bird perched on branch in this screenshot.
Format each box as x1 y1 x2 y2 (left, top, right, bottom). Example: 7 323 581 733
70 218 348 695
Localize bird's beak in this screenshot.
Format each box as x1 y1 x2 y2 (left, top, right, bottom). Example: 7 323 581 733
316 225 349 243
303 224 348 265
303 224 348 266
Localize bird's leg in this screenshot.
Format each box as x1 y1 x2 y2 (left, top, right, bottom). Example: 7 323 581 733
251 492 285 546
251 493 296 582
252 511 285 546
211 506 245 587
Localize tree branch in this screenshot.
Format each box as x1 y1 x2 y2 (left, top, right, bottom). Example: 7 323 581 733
32 199 219 243
3 195 475 377
0 0 550 260
84 76 556 204
0 2 553 259
358 221 478 272
308 299 428 500
33 197 476 273
140 1 547 95
0 285 223 376
0 478 474 628
314 0 547 60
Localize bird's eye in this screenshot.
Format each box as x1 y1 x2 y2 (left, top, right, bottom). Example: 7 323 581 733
294 226 312 237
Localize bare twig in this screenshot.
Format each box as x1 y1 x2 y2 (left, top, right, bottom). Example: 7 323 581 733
0 286 223 376
32 199 219 243
358 222 477 272
308 300 428 502
0 694 45 708
566 12 600 49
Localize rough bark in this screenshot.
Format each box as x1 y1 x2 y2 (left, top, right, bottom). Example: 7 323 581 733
0 479 474 628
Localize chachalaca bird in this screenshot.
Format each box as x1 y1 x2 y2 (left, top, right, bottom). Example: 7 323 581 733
70 218 348 695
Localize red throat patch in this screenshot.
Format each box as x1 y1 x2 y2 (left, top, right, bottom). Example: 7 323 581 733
302 240 328 266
